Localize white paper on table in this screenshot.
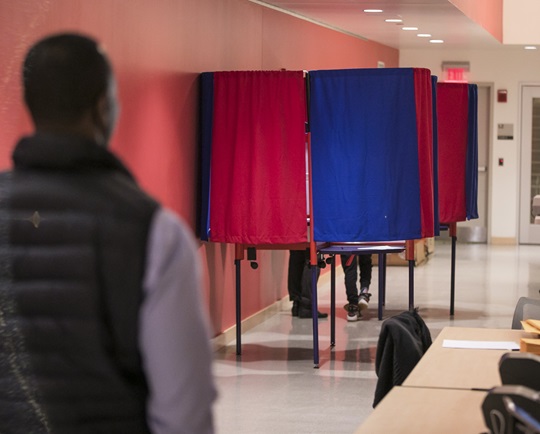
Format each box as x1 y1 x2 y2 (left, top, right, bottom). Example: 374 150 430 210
442 339 520 350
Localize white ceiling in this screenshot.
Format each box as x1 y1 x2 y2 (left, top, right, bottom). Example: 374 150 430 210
249 0 503 50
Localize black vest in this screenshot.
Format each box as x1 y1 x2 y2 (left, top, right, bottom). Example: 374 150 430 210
0 134 158 433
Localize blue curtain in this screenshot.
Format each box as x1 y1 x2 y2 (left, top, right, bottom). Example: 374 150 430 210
309 68 425 242
199 72 214 241
466 84 479 220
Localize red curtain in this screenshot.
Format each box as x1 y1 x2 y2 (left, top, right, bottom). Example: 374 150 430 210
209 71 308 244
437 83 468 223
413 68 435 238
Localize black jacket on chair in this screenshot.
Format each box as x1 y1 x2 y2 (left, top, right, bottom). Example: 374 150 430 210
373 309 432 407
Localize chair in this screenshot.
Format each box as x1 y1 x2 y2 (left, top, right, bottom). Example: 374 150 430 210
512 297 540 329
499 353 540 391
503 395 540 434
482 385 540 434
373 309 432 407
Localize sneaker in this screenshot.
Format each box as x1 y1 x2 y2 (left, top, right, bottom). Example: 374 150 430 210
359 289 371 312
347 303 359 322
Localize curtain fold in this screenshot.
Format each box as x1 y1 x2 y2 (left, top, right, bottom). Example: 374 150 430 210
207 71 308 244
431 75 441 236
466 84 479 220
198 72 214 241
413 68 435 238
309 68 434 242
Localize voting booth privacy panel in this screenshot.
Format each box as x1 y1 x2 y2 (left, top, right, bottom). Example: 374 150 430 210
309 68 435 242
200 68 444 246
199 71 308 245
436 82 479 224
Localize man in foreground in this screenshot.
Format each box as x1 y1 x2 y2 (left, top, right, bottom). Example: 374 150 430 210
0 33 216 433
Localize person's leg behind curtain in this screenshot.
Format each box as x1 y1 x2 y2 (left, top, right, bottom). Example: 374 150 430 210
298 253 326 319
358 254 373 311
341 254 359 305
288 249 307 316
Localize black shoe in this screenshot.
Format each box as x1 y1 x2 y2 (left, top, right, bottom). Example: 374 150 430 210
291 301 300 317
298 307 328 319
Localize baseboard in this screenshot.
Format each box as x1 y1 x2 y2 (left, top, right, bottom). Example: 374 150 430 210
211 265 333 352
490 237 517 245
211 297 290 352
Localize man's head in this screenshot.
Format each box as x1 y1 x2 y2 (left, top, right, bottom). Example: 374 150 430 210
23 33 119 145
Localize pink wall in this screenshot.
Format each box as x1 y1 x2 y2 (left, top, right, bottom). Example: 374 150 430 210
450 0 503 42
0 0 398 336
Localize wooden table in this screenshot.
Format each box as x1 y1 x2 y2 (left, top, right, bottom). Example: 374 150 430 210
356 327 539 433
355 386 488 434
403 327 537 390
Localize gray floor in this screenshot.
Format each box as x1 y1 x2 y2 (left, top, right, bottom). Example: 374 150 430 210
212 241 540 434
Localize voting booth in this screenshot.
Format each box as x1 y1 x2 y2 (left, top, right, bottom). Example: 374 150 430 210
199 68 477 366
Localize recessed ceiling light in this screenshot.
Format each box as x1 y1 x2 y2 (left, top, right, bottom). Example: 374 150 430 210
525 46 537 50
364 9 383 13
417 33 432 38
402 27 419 31
430 39 444 44
385 19 403 23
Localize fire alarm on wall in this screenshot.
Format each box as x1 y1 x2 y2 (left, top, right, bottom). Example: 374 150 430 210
497 89 508 103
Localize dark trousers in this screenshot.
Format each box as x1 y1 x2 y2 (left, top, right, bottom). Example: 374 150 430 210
340 254 372 304
288 249 319 308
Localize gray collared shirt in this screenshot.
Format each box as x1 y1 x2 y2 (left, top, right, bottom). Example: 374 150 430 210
140 208 216 434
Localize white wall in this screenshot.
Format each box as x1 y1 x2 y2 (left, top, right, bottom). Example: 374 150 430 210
400 47 540 243
504 0 540 44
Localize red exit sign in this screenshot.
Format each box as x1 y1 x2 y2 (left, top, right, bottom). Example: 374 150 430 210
444 67 468 82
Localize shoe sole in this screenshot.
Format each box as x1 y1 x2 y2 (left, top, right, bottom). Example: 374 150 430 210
347 314 358 322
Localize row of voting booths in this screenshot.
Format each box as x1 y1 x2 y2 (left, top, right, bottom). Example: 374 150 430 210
199 68 478 367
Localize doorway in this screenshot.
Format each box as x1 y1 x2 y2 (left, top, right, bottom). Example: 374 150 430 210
519 85 540 244
457 84 491 243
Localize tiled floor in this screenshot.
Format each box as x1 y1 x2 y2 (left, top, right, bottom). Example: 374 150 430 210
212 241 540 434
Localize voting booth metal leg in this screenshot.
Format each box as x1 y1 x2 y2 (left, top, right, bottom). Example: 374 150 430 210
408 260 415 311
330 257 336 346
450 235 457 316
448 222 457 316
311 265 320 368
381 254 387 307
235 259 242 355
405 240 415 311
378 253 384 320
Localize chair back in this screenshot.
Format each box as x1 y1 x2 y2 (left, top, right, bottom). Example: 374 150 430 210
512 297 540 330
499 353 540 391
482 385 540 434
